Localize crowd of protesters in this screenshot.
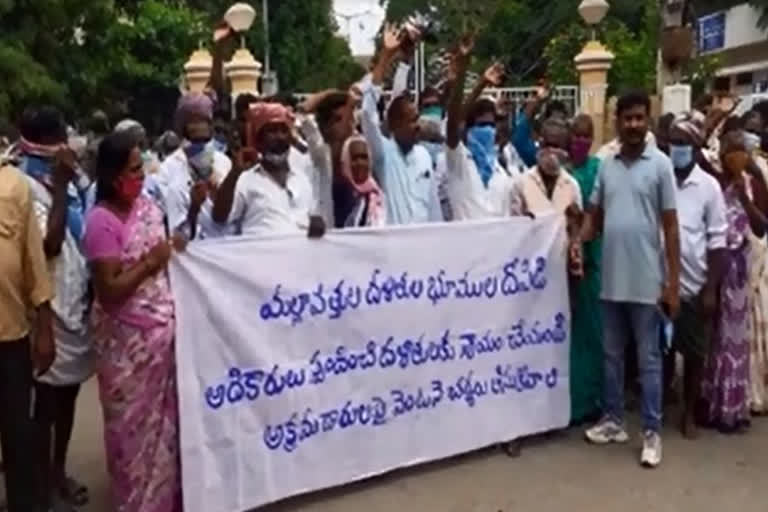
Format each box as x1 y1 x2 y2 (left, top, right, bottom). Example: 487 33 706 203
1 21 768 512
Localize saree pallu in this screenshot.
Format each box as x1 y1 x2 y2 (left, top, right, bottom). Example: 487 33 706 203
701 189 751 430
569 252 603 423
569 156 603 423
747 234 768 413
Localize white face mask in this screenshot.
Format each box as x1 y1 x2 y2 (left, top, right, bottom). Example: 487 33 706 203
262 150 289 167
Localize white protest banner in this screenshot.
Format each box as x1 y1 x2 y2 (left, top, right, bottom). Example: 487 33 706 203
170 215 571 512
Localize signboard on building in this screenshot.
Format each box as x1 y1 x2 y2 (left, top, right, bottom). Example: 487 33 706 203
698 12 726 53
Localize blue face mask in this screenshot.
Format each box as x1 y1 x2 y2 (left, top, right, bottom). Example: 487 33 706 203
421 105 443 120
669 144 694 169
213 138 228 155
184 140 215 180
466 125 498 187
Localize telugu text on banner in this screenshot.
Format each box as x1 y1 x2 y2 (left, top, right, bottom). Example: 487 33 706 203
170 215 571 512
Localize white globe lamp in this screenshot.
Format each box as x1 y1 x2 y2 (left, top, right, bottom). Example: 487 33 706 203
224 3 262 99
578 0 610 39
224 3 256 33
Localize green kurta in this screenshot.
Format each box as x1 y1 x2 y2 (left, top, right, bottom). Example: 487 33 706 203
569 155 603 423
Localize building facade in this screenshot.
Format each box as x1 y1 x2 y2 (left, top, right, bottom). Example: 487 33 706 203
698 3 768 94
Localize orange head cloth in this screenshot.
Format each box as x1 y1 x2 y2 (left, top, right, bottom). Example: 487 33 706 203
248 103 293 149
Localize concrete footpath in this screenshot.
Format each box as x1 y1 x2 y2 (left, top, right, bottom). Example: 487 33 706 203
70 379 767 512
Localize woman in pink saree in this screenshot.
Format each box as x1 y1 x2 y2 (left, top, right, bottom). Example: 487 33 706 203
83 132 182 511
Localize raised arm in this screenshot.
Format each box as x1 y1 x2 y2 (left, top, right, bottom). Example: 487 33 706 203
391 62 411 99
360 24 403 176
211 148 255 224
445 35 474 150
465 61 503 113
43 150 77 258
514 89 548 168
372 23 403 87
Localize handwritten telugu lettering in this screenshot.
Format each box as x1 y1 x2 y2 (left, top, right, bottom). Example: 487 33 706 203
262 365 559 453
259 257 548 326
203 313 566 410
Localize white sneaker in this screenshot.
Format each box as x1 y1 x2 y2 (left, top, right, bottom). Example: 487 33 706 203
640 430 662 468
585 416 630 444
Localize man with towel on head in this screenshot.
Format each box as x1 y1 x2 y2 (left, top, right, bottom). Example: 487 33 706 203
155 92 235 241
212 101 325 238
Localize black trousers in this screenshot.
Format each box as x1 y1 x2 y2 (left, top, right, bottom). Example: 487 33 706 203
33 381 81 510
0 338 39 511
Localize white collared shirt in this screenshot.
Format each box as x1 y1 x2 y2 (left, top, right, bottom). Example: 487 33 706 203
676 164 728 299
228 165 314 236
297 116 334 227
360 75 443 225
510 167 582 217
443 142 515 220
156 148 236 240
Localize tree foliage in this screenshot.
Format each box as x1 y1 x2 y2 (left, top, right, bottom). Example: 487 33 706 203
380 0 726 90
243 0 365 92
0 0 363 127
544 0 660 95
544 0 721 96
382 0 584 80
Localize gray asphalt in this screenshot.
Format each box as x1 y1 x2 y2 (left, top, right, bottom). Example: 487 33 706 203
68 379 767 512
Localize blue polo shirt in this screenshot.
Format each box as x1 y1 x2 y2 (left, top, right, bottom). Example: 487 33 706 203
590 143 677 305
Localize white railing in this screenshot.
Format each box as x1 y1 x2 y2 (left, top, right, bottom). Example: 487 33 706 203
484 86 580 114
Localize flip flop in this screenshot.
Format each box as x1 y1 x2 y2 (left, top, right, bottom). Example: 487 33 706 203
60 476 89 507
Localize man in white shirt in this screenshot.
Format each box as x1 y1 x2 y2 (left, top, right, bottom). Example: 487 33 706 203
509 118 582 218
296 90 356 228
212 102 325 238
667 113 727 439
360 25 442 225
154 93 236 241
443 35 514 220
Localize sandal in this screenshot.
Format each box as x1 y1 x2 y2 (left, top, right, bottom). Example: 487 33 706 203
60 476 89 507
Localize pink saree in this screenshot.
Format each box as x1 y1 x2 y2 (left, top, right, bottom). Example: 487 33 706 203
84 197 181 512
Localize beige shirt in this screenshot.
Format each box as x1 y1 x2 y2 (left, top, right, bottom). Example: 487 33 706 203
510 167 582 217
0 165 54 341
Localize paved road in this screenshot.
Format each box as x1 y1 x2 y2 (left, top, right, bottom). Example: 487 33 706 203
71 379 767 512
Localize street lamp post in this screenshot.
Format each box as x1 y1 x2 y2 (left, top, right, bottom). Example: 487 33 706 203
574 0 614 147
224 3 262 105
262 0 270 76
261 0 279 95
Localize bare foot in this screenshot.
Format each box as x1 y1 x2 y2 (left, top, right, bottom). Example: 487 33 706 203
681 413 699 440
